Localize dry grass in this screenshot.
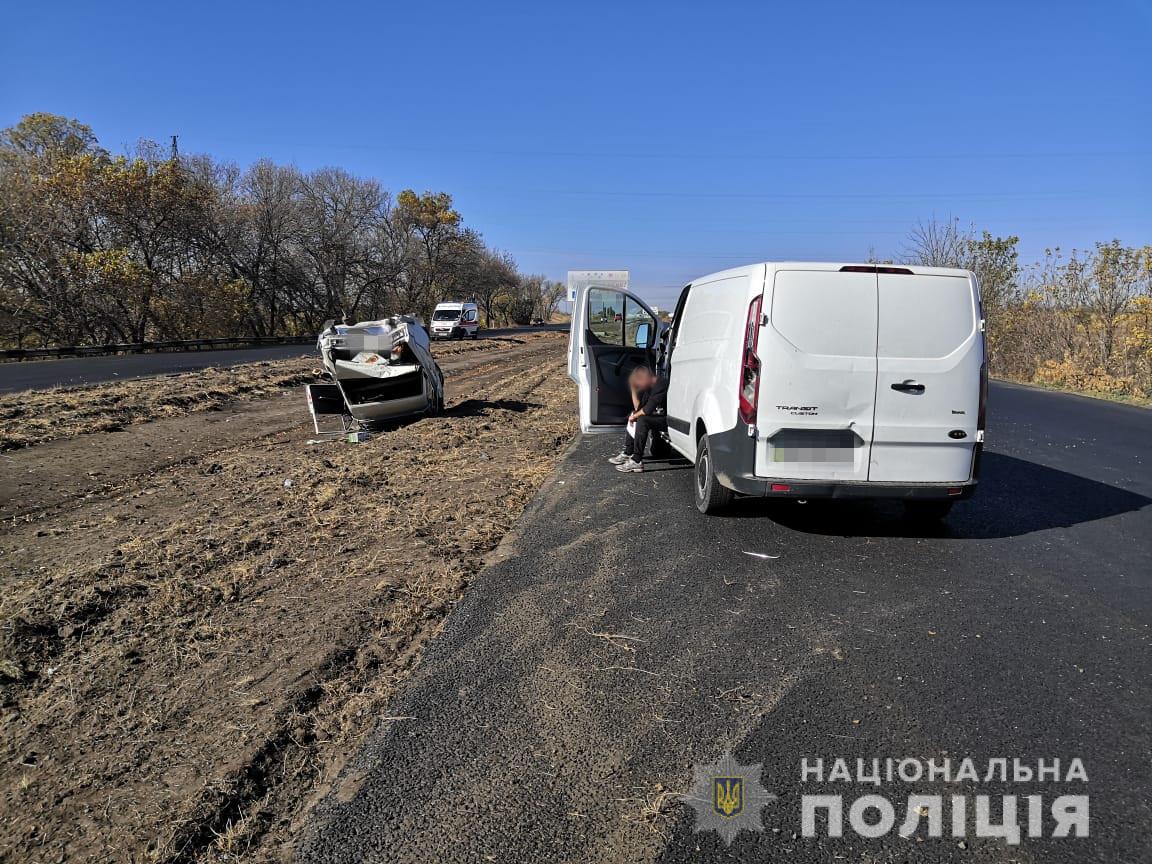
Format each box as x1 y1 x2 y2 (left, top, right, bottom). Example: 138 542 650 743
0 357 319 450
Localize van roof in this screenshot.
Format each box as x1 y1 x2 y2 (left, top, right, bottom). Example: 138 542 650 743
690 262 974 285
435 300 474 306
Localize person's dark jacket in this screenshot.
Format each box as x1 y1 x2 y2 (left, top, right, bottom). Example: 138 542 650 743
638 372 668 416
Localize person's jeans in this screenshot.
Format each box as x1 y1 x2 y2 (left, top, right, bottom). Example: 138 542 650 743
622 431 635 456
633 415 667 461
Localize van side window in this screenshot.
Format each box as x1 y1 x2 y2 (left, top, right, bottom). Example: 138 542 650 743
587 288 625 346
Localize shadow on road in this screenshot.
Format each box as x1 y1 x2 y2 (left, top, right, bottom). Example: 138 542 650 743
726 452 1151 539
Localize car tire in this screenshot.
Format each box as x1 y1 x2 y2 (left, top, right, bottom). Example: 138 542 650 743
903 500 954 521
694 436 733 515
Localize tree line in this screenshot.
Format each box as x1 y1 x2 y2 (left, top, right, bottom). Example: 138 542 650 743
3 114 1149 399
0 114 565 348
895 218 1152 399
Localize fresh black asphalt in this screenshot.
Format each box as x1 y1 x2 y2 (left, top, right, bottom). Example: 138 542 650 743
295 382 1150 863
0 326 567 393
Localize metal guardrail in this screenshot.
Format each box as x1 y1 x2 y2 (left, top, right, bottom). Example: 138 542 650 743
1 335 316 361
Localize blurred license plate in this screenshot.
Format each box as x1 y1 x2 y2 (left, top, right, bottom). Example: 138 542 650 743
773 447 853 464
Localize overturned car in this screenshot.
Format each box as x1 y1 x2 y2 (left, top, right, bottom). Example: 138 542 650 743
314 316 445 428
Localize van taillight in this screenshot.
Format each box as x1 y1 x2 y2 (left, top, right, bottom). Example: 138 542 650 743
738 296 762 425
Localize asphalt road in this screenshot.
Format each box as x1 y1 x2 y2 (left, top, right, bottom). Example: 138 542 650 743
0 326 567 393
296 382 1150 864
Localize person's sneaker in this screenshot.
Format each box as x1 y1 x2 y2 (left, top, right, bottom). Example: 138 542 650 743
608 451 632 465
615 458 643 473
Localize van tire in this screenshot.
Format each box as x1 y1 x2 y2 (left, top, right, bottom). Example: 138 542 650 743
694 437 733 515
903 500 954 521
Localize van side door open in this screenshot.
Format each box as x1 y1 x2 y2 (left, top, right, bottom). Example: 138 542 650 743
869 271 982 482
568 285 659 431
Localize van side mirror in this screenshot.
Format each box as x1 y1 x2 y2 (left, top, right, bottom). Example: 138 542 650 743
633 322 651 347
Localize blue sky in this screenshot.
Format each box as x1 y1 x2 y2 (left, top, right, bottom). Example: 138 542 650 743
2 0 1149 309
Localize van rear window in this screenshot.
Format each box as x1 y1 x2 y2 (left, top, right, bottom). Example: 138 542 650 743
877 275 975 358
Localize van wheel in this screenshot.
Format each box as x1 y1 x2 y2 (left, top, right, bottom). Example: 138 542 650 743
903 500 954 521
694 437 733 515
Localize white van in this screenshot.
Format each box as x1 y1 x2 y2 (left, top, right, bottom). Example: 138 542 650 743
430 301 480 339
569 263 987 517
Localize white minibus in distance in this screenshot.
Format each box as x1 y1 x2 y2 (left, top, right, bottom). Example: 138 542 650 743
568 262 987 517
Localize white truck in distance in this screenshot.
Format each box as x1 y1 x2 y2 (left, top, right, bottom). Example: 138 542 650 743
568 262 987 518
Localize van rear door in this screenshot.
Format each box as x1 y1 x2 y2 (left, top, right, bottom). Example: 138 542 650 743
869 271 982 482
568 284 659 432
754 267 877 482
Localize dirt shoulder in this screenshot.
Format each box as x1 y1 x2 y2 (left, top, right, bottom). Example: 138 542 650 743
0 333 575 863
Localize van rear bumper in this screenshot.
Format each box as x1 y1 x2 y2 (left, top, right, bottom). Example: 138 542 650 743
708 427 977 500
724 476 977 500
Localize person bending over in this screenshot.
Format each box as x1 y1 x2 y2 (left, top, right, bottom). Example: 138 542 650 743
616 367 668 474
608 365 655 465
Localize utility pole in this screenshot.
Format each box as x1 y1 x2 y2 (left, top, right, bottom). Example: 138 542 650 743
170 135 179 160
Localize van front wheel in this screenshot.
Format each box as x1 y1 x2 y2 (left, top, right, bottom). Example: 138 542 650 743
694 437 733 515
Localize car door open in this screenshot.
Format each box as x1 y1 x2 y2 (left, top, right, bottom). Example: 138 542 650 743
568 284 659 432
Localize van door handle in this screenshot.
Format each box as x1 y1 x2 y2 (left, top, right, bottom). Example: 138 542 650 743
891 380 925 394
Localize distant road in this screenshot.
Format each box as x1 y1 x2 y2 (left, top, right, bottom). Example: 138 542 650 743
0 325 567 393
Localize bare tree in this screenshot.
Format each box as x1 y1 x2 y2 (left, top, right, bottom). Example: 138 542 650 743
1089 241 1143 369
902 216 973 268
540 279 566 321
0 113 538 347
469 248 518 326
296 168 387 324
